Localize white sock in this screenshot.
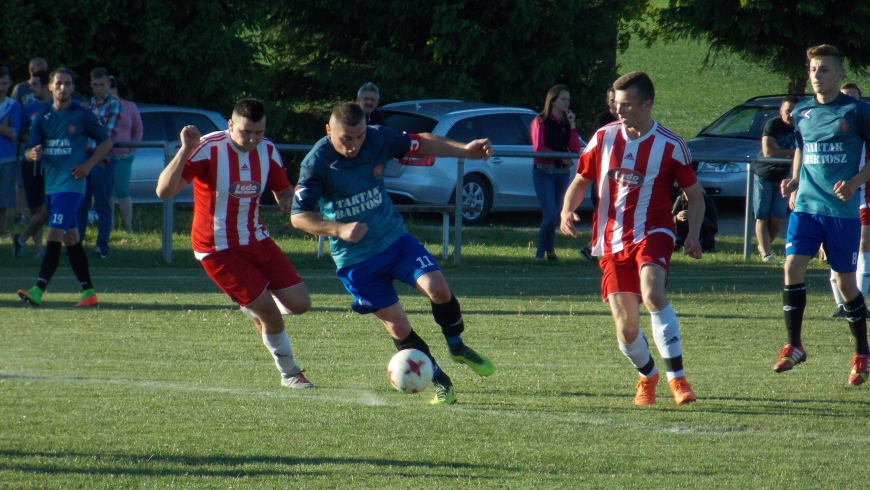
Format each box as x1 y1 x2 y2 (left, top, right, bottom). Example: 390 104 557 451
618 330 657 377
262 331 300 376
650 303 684 379
858 252 870 298
831 269 845 307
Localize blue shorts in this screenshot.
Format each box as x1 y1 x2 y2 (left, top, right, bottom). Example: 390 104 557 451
753 176 788 221
786 212 860 273
45 192 84 232
336 233 441 314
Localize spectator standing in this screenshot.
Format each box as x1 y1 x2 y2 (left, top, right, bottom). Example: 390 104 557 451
108 76 142 233
357 82 384 126
0 66 23 235
291 103 496 405
77 67 120 258
12 69 52 259
531 84 583 261
560 71 701 406
673 187 718 252
773 45 870 385
17 68 113 307
592 86 618 131
11 57 48 108
756 96 800 263
156 98 315 389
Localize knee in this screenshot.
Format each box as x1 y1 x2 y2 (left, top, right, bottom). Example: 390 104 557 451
429 285 452 304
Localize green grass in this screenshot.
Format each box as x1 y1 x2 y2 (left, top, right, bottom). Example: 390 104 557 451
2 209 869 488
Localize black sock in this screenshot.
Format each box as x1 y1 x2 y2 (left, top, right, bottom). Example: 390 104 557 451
783 284 807 346
35 241 63 291
431 294 465 354
844 293 870 355
663 355 684 374
393 329 436 365
638 357 656 377
66 241 94 291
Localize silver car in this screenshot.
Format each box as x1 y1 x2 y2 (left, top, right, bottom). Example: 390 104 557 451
379 100 587 224
689 95 808 198
128 104 227 203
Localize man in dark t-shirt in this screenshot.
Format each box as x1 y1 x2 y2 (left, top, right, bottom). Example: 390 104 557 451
755 96 800 262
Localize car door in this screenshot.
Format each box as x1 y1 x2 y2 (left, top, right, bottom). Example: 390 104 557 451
129 111 171 203
479 113 538 207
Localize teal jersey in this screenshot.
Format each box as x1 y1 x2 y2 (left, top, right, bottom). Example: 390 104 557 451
25 103 109 195
292 126 412 268
793 93 870 218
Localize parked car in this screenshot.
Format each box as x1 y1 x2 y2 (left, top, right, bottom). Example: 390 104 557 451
378 100 589 224
688 95 810 198
127 104 227 203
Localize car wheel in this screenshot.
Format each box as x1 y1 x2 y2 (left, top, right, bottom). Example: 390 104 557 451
460 174 492 225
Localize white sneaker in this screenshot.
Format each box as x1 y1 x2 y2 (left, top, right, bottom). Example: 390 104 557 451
281 370 314 388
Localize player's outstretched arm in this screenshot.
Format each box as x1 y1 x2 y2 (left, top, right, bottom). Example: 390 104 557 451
417 133 493 161
681 182 705 259
290 211 369 243
156 125 200 199
559 174 590 238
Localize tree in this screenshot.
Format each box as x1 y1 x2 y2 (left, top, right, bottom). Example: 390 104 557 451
0 0 270 113
657 0 870 94
262 0 649 142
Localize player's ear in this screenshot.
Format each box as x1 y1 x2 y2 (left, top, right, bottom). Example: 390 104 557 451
227 119 234 131
325 124 331 137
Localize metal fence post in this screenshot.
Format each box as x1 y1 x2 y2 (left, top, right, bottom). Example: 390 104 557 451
743 160 755 261
161 141 179 264
454 158 465 264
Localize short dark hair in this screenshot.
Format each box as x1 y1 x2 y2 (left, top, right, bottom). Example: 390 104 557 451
0 66 9 79
90 67 110 79
31 70 49 87
331 103 366 127
807 44 843 71
232 98 266 122
783 95 802 106
613 71 655 103
50 68 75 85
841 82 862 99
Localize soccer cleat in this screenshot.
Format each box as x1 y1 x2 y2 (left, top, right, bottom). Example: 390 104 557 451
830 305 846 318
281 370 314 388
668 376 697 406
91 247 110 259
773 344 807 373
75 289 99 307
449 345 495 376
17 286 43 307
848 354 870 386
12 233 25 258
430 380 457 405
14 214 26 225
634 373 658 406
762 253 776 263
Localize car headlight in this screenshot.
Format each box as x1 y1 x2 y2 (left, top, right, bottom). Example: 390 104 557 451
696 162 743 173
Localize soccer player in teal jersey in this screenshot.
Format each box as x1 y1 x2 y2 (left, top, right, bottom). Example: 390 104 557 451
17 68 113 307
775 45 870 385
291 103 495 405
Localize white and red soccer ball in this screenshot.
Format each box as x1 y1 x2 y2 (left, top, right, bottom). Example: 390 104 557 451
388 349 433 394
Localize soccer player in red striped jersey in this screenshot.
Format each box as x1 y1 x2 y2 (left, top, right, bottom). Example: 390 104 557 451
560 72 703 406
156 98 314 389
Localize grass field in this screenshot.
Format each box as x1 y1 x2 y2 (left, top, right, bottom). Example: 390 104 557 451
3 210 870 488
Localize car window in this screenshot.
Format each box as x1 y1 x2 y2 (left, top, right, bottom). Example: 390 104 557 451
381 113 438 134
702 106 779 140
141 112 168 142
169 112 221 138
480 114 530 145
446 117 479 143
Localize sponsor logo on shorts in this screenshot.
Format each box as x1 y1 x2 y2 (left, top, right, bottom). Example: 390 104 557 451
607 168 644 188
659 257 667 265
229 180 261 199
664 335 679 346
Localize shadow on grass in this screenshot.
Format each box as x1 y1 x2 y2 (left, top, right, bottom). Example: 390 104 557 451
0 450 513 479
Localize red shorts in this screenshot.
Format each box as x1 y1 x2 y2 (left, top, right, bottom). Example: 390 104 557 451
598 232 674 301
200 238 302 307
861 207 870 226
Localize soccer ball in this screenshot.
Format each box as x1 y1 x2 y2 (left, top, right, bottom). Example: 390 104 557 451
387 349 433 394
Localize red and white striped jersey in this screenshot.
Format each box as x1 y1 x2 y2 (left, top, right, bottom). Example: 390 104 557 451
181 131 291 256
578 121 697 256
